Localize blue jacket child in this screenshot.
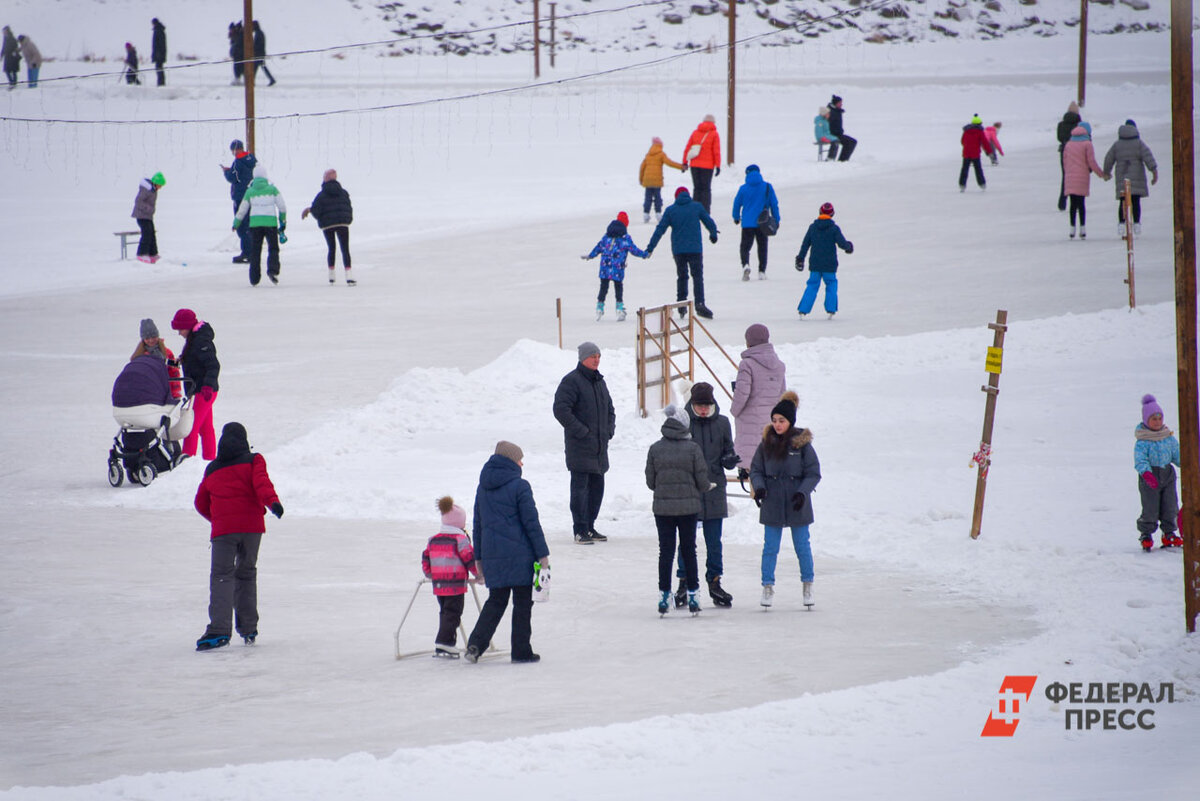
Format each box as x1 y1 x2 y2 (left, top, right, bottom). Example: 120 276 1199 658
583 211 648 321
795 202 854 317
1134 394 1182 550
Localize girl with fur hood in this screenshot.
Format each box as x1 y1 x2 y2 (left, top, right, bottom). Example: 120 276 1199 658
749 391 821 609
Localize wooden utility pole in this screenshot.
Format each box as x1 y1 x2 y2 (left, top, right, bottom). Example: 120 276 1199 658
727 0 736 166
1122 180 1136 308
1077 0 1088 106
549 3 557 69
1170 0 1198 634
970 310 1008 539
243 0 255 153
533 0 541 79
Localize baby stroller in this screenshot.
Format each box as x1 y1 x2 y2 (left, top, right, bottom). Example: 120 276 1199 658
107 395 193 487
107 354 194 487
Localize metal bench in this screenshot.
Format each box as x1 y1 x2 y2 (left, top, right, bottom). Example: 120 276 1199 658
815 141 830 161
114 230 141 260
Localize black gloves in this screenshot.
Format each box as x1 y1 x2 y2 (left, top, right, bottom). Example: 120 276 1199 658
795 255 805 272
753 486 767 508
680 165 688 172
791 492 806 512
270 502 284 518
844 241 854 254
714 167 721 177
709 234 718 244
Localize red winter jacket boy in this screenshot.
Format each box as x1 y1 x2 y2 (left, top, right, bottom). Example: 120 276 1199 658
194 423 281 539
961 122 994 159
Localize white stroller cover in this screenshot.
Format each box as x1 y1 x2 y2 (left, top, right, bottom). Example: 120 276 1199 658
113 398 193 441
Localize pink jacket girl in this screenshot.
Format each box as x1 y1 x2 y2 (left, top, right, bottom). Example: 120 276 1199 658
1062 123 1106 197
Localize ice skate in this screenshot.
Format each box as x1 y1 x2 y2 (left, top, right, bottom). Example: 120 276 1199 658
195 634 230 651
595 301 605 322
742 266 750 281
674 579 687 609
708 577 732 608
798 312 807 320
803 582 814 608
658 590 671 616
760 584 774 607
694 303 713 319
1079 226 1087 240
328 269 336 284
1069 225 1076 240
758 270 767 280
1140 535 1154 552
616 303 626 322
643 212 650 224
687 592 701 616
1134 223 1142 236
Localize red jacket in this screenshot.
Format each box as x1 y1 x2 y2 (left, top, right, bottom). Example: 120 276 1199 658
961 124 993 159
682 120 721 170
194 454 280 538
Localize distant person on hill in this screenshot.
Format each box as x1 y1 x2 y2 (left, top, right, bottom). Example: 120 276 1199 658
1102 119 1158 237
17 34 40 88
1134 394 1182 552
301 168 356 285
731 164 780 281
681 114 721 213
123 41 140 85
1062 121 1109 240
222 139 258 263
646 187 719 320
252 20 276 86
985 121 1004 165
581 210 648 322
813 105 838 155
228 21 245 84
825 95 857 162
795 202 853 319
2 26 20 89
959 115 994 192
639 136 684 223
151 18 167 86
1056 101 1082 210
131 172 166 263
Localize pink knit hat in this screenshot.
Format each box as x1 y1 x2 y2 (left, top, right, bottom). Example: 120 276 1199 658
437 496 467 530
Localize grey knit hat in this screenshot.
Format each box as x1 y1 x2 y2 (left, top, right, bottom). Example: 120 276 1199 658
495 440 524 464
139 318 160 339
578 341 601 361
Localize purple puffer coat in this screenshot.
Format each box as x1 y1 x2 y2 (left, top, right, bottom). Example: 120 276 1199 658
729 343 787 467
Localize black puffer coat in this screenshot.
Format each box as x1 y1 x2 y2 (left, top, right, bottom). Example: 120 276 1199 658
309 180 353 229
553 362 615 474
750 426 821 527
179 323 220 393
645 417 710 517
686 399 738 519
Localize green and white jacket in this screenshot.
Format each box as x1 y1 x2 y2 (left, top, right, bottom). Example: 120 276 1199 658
233 177 287 229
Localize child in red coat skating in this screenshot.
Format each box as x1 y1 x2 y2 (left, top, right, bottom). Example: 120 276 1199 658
422 496 479 657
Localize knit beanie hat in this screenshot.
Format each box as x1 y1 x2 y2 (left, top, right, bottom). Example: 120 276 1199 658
617 211 629 226
495 440 524 464
1125 119 1137 127
170 308 198 331
1142 394 1164 426
437 496 467 530
745 323 770 347
150 172 166 186
831 94 842 105
1079 121 1092 136
771 391 799 427
139 318 160 339
819 202 835 216
745 164 760 175
652 136 663 145
690 381 715 406
663 404 690 428
675 186 689 199
703 114 715 123
971 115 983 125
323 168 337 182
578 341 601 361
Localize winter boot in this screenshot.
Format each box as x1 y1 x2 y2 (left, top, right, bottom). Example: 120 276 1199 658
1140 534 1154 552
803 582 814 608
196 634 230 651
588 529 607 542
243 630 258 645
1166 532 1184 547
464 644 481 663
708 577 733 607
674 579 688 609
574 531 596 544
616 303 627 322
658 590 671 615
1069 225 1076 240
687 591 701 615
760 584 774 607
742 266 751 281
596 301 605 321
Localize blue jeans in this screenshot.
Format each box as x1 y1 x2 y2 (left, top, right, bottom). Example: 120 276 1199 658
761 525 813 584
27 65 39 88
676 518 724 582
798 271 838 314
643 187 663 214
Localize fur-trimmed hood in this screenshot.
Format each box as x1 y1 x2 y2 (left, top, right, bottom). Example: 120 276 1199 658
761 425 813 449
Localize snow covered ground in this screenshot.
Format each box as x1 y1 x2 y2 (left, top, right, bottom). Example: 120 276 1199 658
1 2 1198 799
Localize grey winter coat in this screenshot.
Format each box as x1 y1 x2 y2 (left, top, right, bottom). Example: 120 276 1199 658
750 426 821 528
553 362 615 474
18 36 41 68
1102 124 1157 199
645 418 711 517
686 399 739 519
131 179 158 220
729 343 787 467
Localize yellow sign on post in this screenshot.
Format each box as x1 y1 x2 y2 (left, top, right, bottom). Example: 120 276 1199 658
985 346 1003 375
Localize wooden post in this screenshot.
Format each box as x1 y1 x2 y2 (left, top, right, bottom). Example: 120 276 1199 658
243 0 255 153
533 0 541 79
1077 0 1088 107
726 0 735 166
556 297 562 349
970 310 1008 539
1123 179 1136 309
549 3 556 69
1171 0 1199 633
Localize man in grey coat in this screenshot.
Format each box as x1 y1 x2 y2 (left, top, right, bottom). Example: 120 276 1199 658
552 342 615 544
645 405 711 614
1102 119 1158 237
